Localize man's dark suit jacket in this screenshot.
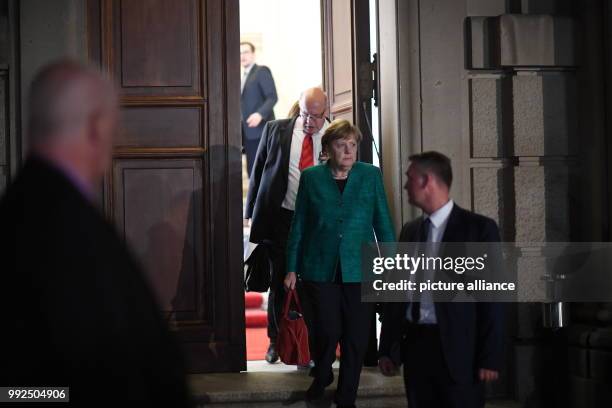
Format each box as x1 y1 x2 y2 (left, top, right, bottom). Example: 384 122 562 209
0 158 192 407
245 117 296 243
379 204 504 385
241 64 278 142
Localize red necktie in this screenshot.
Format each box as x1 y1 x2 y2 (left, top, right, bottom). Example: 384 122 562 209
299 132 314 171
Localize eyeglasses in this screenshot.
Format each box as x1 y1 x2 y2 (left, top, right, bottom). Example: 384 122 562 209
299 110 326 121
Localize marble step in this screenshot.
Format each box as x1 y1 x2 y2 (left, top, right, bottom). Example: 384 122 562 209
189 367 520 407
191 367 402 407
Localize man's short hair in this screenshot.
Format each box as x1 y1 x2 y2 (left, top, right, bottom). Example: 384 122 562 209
240 41 255 52
409 151 453 188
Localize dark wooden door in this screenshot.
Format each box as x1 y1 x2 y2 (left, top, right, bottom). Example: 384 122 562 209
323 0 354 123
88 0 245 373
322 0 374 163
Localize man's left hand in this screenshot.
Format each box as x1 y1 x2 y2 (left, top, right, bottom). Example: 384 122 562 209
478 368 499 382
247 112 263 127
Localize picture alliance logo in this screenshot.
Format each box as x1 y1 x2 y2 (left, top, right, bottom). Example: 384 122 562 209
372 253 489 275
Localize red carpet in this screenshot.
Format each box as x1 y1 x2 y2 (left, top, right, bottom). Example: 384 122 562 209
245 292 263 309
245 309 267 327
245 292 269 361
246 327 269 361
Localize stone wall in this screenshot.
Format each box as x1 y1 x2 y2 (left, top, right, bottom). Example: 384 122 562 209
464 0 609 406
399 0 611 404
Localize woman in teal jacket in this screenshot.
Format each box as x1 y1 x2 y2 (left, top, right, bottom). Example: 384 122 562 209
284 119 395 408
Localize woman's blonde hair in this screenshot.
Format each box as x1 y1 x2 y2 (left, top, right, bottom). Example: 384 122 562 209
287 100 300 119
321 119 362 151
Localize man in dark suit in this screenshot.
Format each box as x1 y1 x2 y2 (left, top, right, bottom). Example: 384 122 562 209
245 87 328 364
0 60 192 406
378 151 504 408
240 41 278 176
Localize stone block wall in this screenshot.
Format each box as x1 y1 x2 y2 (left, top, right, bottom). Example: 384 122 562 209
465 0 584 404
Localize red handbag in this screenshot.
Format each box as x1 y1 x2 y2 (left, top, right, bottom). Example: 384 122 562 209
277 289 311 366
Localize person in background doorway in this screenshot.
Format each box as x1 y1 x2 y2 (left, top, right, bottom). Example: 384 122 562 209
0 60 192 406
245 88 329 366
284 119 395 408
240 41 278 176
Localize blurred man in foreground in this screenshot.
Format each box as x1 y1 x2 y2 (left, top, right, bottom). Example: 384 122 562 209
0 60 192 406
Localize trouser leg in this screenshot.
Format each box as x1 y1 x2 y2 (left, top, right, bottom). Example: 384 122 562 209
310 282 342 385
297 280 318 361
266 208 293 340
363 308 379 366
334 283 374 406
266 266 285 340
403 369 440 408
401 325 444 408
402 324 484 408
439 382 485 408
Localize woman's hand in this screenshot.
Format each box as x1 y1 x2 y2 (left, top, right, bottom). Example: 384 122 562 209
284 272 297 290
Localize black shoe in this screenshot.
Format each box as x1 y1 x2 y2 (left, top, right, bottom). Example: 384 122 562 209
305 381 325 401
305 376 333 402
265 342 279 364
297 360 315 371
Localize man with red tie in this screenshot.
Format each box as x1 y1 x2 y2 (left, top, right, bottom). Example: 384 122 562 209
245 87 329 364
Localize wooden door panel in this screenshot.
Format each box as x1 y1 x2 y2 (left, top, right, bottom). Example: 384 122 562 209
112 159 207 321
89 0 244 373
330 0 353 114
333 110 353 123
323 0 373 162
111 0 203 97
324 0 354 121
118 106 204 148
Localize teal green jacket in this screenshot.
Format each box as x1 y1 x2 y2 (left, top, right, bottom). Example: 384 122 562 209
286 162 396 282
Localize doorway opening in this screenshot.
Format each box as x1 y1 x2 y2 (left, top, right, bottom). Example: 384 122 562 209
239 0 383 373
239 0 324 371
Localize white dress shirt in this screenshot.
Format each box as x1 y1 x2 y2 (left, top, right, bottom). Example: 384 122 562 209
281 116 327 211
407 199 454 324
241 64 253 93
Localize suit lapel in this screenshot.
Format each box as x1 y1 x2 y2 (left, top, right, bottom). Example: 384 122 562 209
438 204 468 292
441 204 463 243
434 206 460 320
409 218 425 242
280 117 298 179
244 64 258 90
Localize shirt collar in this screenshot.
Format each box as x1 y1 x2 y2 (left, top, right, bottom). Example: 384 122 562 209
243 64 254 74
424 199 454 229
